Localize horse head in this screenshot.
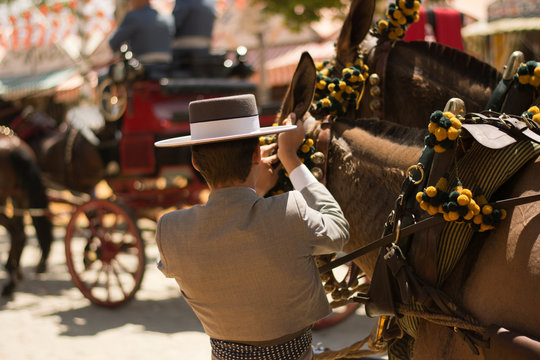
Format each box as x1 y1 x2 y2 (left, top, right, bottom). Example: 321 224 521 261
311 0 501 128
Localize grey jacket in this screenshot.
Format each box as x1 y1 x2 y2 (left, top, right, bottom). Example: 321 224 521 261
156 182 349 342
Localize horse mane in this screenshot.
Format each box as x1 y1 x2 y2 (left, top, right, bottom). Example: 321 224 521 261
337 117 427 146
398 41 501 87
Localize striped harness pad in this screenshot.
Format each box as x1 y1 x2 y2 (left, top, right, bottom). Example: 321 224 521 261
390 140 540 359
211 330 312 360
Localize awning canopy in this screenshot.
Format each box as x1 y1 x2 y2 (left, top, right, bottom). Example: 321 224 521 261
0 67 78 100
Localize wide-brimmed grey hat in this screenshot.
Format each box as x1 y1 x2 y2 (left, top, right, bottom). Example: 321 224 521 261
154 94 296 147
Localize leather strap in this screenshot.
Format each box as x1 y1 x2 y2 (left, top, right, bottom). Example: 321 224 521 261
319 192 540 274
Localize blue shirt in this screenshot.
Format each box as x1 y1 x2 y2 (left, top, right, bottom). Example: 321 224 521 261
173 0 215 38
109 5 173 58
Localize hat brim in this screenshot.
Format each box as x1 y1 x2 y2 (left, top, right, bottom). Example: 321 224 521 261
155 124 297 147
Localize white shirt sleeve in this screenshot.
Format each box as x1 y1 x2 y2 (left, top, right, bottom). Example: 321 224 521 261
289 164 318 191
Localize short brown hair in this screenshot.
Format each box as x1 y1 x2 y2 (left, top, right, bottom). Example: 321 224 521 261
191 137 259 188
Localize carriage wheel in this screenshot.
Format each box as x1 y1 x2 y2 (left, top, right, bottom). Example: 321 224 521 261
65 199 145 307
97 77 128 122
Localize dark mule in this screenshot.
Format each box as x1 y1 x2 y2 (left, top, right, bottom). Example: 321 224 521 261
279 48 540 360
309 0 501 129
0 126 53 296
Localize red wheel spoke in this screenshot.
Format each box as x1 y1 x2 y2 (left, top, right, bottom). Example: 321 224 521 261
88 262 105 290
112 257 137 280
84 211 101 240
110 261 129 298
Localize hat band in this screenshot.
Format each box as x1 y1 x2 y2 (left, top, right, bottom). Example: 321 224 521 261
191 115 260 140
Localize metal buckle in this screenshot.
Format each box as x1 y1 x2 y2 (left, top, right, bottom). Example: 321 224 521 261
390 242 406 260
406 163 424 185
498 113 513 129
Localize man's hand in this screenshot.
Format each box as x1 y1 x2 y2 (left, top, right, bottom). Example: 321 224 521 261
255 143 281 196
277 113 304 174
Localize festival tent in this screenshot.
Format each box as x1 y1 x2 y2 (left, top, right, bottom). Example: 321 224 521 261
0 0 116 101
461 0 540 69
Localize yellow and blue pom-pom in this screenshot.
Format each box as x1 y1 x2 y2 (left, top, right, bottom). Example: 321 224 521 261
376 0 422 41
314 56 369 116
523 105 540 126
515 61 540 90
417 179 505 232
424 110 461 152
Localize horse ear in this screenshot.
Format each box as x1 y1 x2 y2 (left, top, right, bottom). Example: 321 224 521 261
336 0 375 64
277 52 317 124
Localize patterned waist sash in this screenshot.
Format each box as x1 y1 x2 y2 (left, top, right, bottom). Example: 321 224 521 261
211 329 312 360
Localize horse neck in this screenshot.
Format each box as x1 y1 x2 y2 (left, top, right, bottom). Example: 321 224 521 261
361 40 500 128
326 120 424 277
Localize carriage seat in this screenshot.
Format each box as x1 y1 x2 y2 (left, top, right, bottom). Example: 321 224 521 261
159 77 256 95
171 52 229 78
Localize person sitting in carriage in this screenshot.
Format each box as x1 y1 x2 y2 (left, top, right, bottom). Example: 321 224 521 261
154 94 350 360
108 0 174 66
171 0 216 70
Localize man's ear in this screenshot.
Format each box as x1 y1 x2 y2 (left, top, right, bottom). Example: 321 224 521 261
252 142 261 165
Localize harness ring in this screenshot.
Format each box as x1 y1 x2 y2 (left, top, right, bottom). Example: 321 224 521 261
407 163 424 185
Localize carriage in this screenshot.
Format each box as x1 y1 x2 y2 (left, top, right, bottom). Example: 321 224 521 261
0 45 280 308
66 47 285 307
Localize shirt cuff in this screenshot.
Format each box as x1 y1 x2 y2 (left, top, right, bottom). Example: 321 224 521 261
289 164 318 191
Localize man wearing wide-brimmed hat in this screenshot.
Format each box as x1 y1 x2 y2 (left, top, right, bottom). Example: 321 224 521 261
155 94 349 360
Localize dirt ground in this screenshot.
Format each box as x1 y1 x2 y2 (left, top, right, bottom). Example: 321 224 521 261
0 220 385 360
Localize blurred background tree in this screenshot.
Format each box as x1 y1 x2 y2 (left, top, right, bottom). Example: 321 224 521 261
251 0 349 29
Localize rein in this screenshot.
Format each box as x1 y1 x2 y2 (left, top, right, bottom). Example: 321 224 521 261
318 192 540 274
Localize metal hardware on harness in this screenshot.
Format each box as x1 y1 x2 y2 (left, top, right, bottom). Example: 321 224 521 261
498 113 513 129
389 242 406 260
374 315 390 350
502 51 524 80
406 163 424 185
311 167 324 180
311 151 325 165
385 210 396 230
393 219 402 245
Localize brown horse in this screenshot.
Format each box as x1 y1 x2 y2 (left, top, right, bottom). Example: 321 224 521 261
308 0 501 129
0 126 53 296
279 43 540 360
12 107 105 195
0 102 105 297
